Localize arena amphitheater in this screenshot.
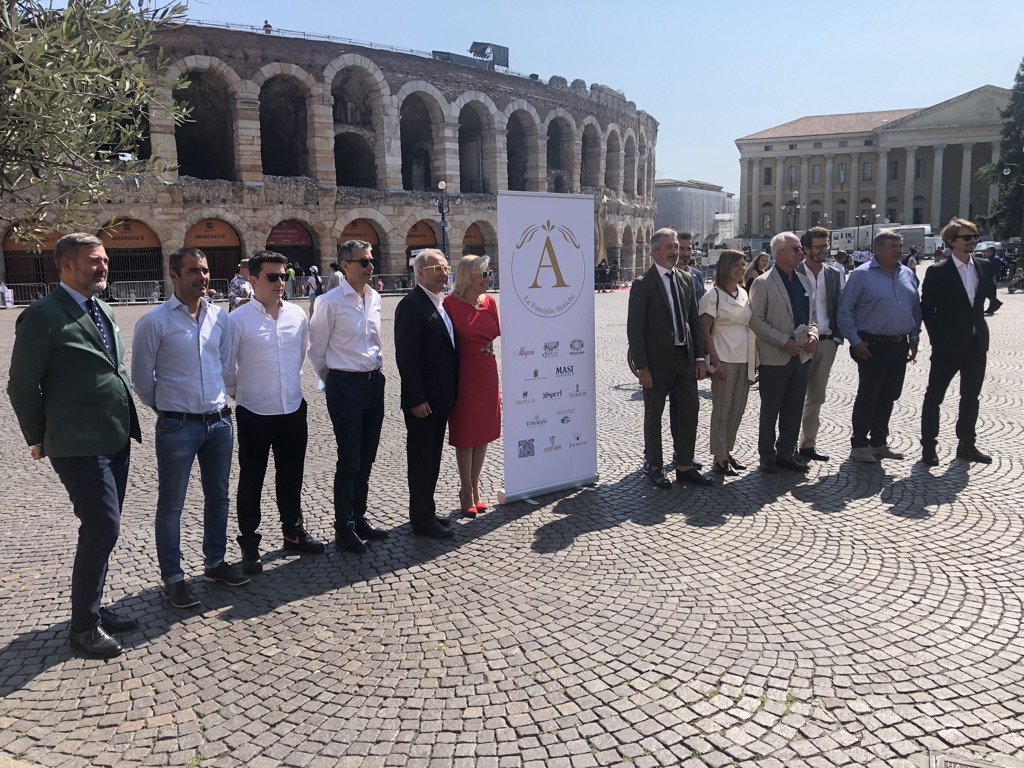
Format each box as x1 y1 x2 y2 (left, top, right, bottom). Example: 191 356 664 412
0 21 659 300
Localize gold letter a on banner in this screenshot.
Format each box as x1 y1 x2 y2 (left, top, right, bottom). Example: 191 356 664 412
528 236 570 289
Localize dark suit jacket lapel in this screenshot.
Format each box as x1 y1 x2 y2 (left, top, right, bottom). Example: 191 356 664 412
54 287 115 364
943 256 974 307
418 286 454 350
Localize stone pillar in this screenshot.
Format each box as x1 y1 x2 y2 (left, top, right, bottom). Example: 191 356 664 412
902 146 917 224
148 89 178 181
849 153 861 228
380 243 407 277
738 158 749 236
308 85 336 185
527 128 546 192
488 126 505 196
824 155 835 229
774 157 785 231
799 155 810 230
379 104 403 191
234 88 264 183
750 158 762 233
875 148 889 223
438 120 461 193
989 142 1001 212
931 144 946 228
958 143 974 218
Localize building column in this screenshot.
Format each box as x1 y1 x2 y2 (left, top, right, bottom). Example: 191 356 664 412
989 142 1001 212
750 158 762 234
775 157 785 231
738 158 749 236
876 148 889 223
931 144 946 228
824 154 835 229
438 120 461 193
799 155 810 230
958 142 974 218
902 146 917 224
849 153 861 226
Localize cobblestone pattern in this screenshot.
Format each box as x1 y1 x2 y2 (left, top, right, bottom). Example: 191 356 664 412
2 290 1024 768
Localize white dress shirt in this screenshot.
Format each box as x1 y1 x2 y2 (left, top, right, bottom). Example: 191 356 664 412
806 264 831 336
418 284 455 347
654 263 686 346
225 298 309 416
132 295 231 413
307 277 382 381
954 255 978 306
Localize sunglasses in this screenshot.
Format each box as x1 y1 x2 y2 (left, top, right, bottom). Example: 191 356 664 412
263 273 286 282
346 257 374 267
422 264 451 274
480 269 494 279
955 234 980 242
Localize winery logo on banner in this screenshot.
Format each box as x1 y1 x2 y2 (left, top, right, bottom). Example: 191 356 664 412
509 220 586 318
518 439 535 458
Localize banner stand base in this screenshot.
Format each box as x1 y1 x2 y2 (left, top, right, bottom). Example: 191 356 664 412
501 474 600 505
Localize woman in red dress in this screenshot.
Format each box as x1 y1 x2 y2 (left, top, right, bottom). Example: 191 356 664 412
443 255 501 516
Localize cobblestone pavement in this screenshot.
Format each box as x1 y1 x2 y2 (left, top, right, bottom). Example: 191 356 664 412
2 288 1024 768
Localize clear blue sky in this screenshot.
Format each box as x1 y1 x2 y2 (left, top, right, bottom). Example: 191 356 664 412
186 0 1023 194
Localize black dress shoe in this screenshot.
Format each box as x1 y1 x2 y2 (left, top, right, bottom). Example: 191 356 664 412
336 530 367 553
434 516 452 528
759 457 778 473
413 523 454 540
776 455 809 473
677 468 714 486
354 520 390 540
956 444 992 463
798 447 830 462
241 549 264 575
727 456 746 471
69 625 122 658
921 446 939 466
99 607 138 634
649 468 672 489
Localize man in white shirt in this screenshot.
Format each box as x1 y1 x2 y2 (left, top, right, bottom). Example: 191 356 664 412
308 240 391 553
795 227 844 463
225 250 324 575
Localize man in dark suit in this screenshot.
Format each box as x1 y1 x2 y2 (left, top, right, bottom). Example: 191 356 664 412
920 218 994 465
627 228 712 488
7 233 142 658
395 249 460 537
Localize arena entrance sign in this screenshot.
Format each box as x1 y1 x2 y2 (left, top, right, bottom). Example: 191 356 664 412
185 219 240 282
267 219 314 271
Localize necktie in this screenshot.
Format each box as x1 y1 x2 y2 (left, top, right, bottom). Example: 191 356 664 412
668 271 687 346
85 298 114 357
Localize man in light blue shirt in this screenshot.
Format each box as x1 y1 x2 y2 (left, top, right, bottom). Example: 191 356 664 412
132 247 248 609
836 230 921 463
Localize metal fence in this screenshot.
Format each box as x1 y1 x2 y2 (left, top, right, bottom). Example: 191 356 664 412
107 281 163 304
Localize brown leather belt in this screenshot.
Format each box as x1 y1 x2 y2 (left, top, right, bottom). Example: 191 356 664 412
859 331 908 343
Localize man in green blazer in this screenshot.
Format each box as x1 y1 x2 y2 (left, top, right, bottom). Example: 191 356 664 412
7 232 141 658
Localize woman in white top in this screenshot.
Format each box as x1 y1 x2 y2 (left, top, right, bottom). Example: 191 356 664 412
699 250 755 476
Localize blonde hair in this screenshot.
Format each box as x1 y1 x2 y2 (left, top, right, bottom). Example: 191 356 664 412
451 255 490 298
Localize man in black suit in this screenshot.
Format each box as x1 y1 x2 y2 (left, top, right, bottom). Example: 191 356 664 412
626 228 712 488
920 218 994 465
395 249 460 537
7 233 142 658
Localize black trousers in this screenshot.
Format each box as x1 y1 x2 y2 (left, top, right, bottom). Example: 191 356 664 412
757 357 810 459
850 339 909 448
50 441 131 633
404 408 451 530
325 371 385 534
921 337 986 449
643 347 698 470
235 401 308 551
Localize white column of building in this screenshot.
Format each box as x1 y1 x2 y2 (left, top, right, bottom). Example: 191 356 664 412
750 158 762 234
799 155 810 230
931 144 946 227
902 146 917 224
958 142 974 217
775 157 785 232
989 142 1001 212
738 158 749 236
849 153 861 225
876 148 889 223
824 155 835 228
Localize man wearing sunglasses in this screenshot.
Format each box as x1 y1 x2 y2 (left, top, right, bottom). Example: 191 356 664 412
225 251 324 575
309 239 391 553
394 249 459 539
919 219 994 465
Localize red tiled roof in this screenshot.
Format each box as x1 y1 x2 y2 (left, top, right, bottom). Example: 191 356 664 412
738 109 923 141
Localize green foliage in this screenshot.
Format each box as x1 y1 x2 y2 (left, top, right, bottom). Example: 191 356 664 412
977 56 1024 240
0 0 187 247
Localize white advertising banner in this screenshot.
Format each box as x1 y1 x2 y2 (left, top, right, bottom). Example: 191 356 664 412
498 191 598 502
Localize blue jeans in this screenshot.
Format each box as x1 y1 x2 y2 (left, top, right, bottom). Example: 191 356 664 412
154 414 233 584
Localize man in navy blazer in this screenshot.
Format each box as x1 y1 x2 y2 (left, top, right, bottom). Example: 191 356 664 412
920 218 995 465
395 249 459 538
7 233 141 658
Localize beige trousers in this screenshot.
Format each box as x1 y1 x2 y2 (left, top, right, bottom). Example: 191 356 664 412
799 338 839 450
709 361 750 457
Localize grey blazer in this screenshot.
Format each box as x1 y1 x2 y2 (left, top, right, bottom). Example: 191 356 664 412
795 261 844 344
748 265 818 367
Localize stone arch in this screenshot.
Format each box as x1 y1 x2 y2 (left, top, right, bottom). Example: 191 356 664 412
604 126 622 192
453 93 499 194
172 209 254 256
543 108 579 194
323 54 392 102
395 84 449 191
620 223 635 279
637 128 649 197
334 208 394 246
165 55 243 91
94 216 165 287
579 118 604 190
503 100 542 192
259 74 314 177
171 67 237 181
327 58 391 189
623 131 637 197
252 62 318 98
264 212 331 271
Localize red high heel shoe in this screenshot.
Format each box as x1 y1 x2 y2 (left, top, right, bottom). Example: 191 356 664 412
474 500 488 511
459 491 478 517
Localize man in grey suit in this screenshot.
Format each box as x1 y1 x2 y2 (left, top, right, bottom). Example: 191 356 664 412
627 228 712 488
749 231 818 473
795 227 843 463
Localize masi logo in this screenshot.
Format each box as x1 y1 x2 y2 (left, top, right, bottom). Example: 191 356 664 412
542 390 563 400
569 383 587 398
543 341 559 358
518 439 535 458
570 338 585 355
525 415 548 427
544 435 562 453
513 346 535 359
555 365 574 377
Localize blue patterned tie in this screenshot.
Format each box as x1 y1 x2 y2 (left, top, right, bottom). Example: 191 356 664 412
85 298 114 357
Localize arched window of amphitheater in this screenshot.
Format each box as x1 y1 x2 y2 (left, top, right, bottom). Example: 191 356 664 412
605 131 622 192
580 124 602 190
624 135 637 197
331 68 378 188
506 111 531 192
173 71 235 181
260 77 309 178
458 104 488 194
401 95 436 191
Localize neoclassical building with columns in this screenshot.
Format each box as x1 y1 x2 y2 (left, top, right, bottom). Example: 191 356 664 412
0 22 658 294
734 86 1010 238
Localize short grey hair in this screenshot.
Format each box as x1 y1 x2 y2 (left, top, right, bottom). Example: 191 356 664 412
338 239 371 261
651 227 677 252
413 248 446 271
873 229 902 248
54 233 103 269
769 231 794 256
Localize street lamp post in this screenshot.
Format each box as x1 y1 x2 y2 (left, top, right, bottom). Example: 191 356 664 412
1003 164 1024 257
431 181 460 259
787 190 806 231
869 203 878 245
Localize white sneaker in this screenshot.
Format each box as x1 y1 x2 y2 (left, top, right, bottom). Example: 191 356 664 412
869 444 904 459
850 446 876 463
